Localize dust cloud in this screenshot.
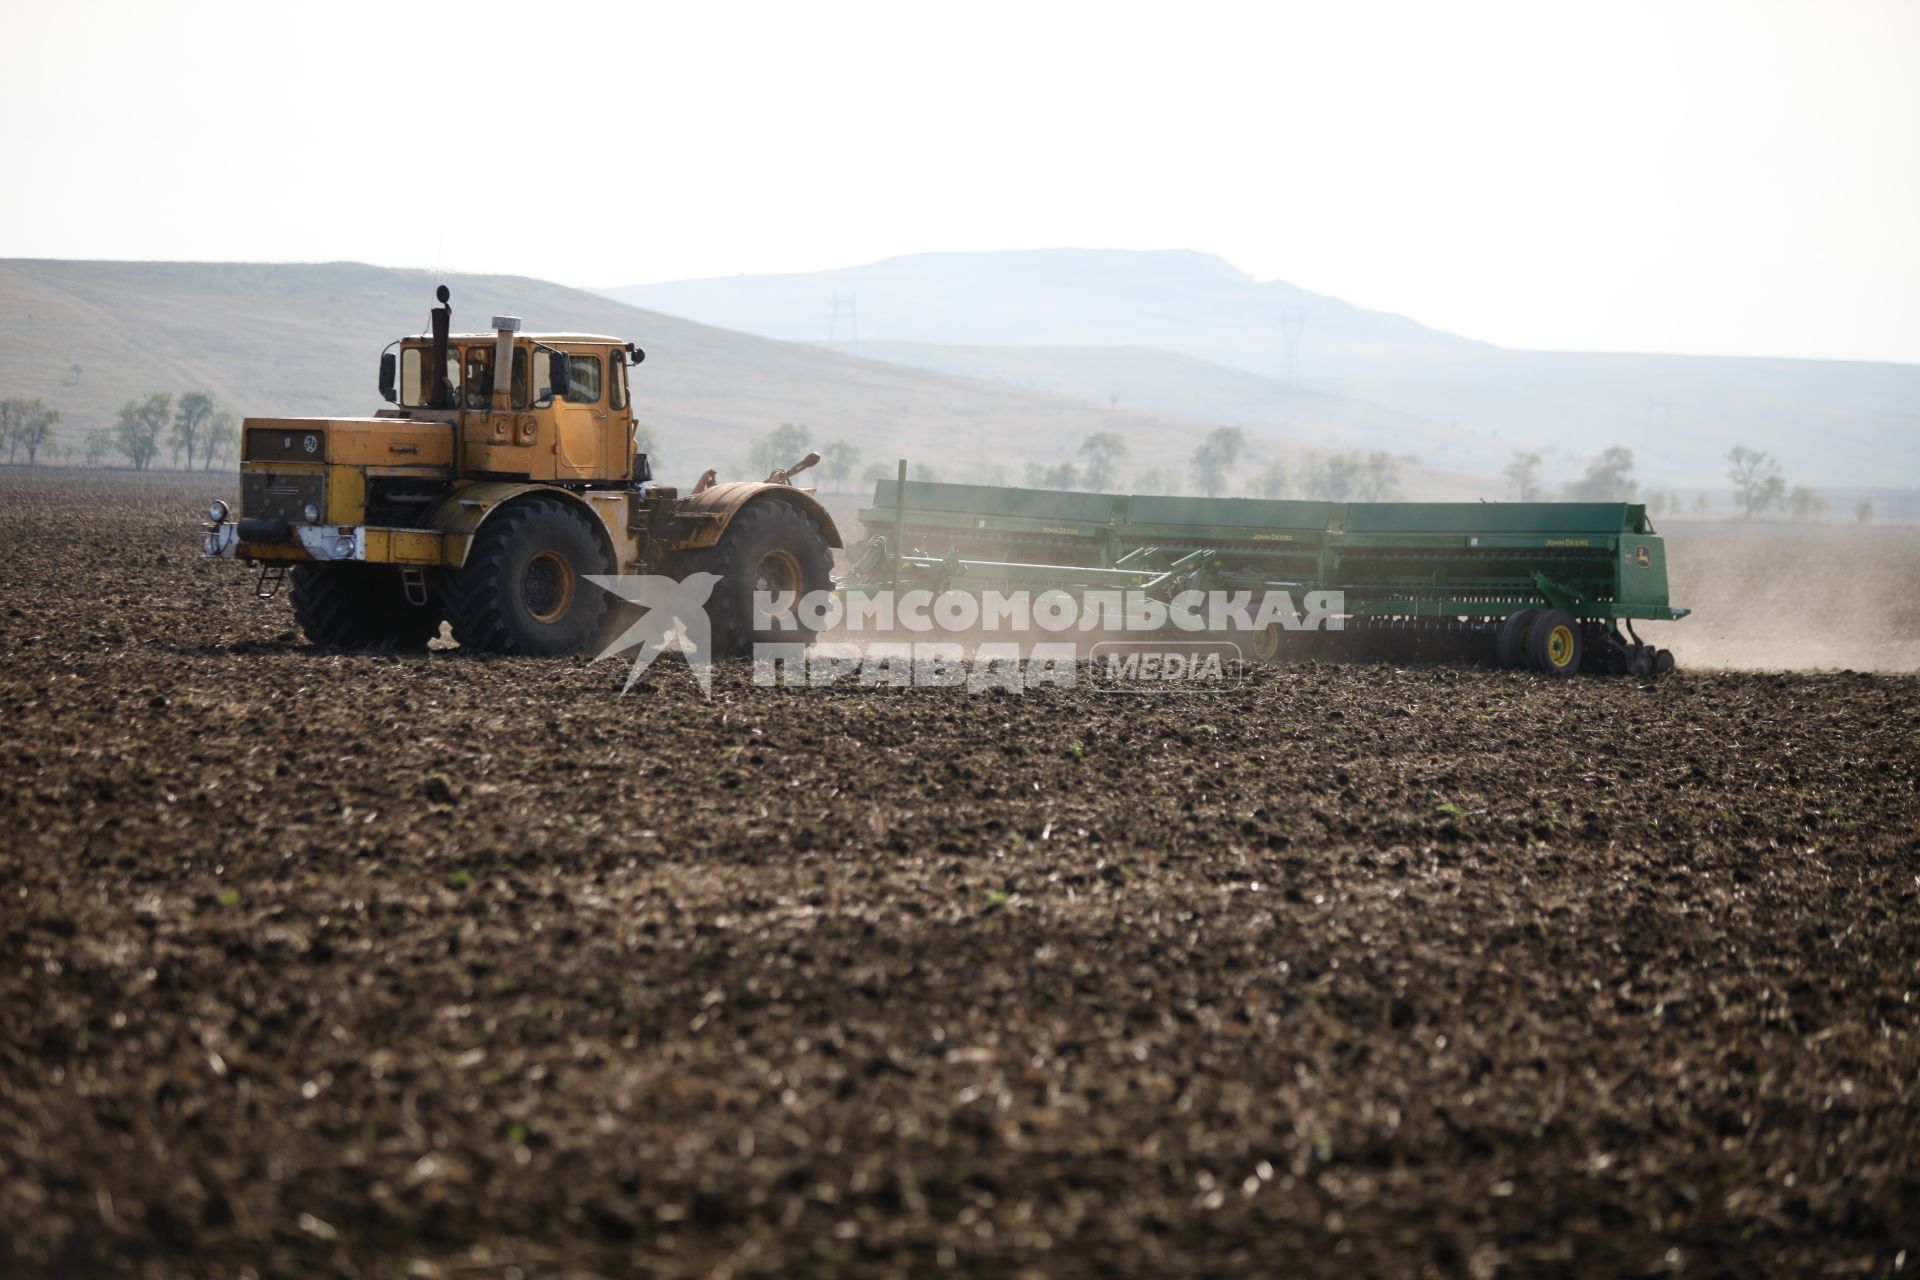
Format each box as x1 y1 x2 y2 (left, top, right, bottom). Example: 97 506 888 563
1659 521 1920 672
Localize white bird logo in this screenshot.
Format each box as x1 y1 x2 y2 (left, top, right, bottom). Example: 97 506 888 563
585 572 725 697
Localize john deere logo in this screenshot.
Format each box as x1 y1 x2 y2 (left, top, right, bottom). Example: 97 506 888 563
1634 545 1651 567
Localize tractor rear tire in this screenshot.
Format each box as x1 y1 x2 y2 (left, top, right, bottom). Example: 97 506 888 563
445 499 612 655
1528 608 1582 678
1495 609 1537 669
290 563 441 651
694 499 835 658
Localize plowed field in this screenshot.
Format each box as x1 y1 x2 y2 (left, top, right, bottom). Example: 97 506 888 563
2 471 1915 1277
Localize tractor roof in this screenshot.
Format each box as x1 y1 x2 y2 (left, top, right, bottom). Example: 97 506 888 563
405 333 626 344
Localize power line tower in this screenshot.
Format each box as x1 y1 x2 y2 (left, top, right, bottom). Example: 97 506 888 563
1278 309 1306 383
828 291 859 345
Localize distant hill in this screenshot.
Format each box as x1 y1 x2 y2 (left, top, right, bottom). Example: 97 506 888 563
602 249 1920 491
0 259 1489 498
601 249 1486 380
836 340 1505 473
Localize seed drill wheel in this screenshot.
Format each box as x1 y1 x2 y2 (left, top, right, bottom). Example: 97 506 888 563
445 498 612 655
290 564 442 651
1528 608 1582 678
695 499 834 658
1250 622 1283 662
1495 609 1538 669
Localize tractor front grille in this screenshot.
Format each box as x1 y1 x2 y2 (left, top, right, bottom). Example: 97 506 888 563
241 470 326 523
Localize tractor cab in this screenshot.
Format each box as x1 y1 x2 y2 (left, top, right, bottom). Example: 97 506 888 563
376 307 644 484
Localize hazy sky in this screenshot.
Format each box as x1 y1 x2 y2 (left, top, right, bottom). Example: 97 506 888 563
2 0 1915 364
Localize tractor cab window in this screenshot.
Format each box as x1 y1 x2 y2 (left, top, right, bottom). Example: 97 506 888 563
510 348 529 409
566 354 602 405
463 347 493 410
532 349 563 405
610 352 629 410
400 346 461 408
469 347 535 410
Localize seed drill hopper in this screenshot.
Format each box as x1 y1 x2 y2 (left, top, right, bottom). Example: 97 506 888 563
848 472 1688 676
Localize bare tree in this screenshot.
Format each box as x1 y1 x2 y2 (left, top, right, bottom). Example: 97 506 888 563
749 423 813 478
1726 445 1785 518
1503 451 1544 501
1133 466 1182 495
1191 426 1247 497
205 411 240 470
1251 458 1290 499
4 399 61 464
1563 447 1636 502
172 391 217 470
115 394 171 470
20 402 59 463
1786 486 1828 522
820 439 861 492
1077 432 1128 491
1025 460 1079 490
0 398 24 463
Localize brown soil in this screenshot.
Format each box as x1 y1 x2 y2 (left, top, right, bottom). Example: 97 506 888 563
2 470 1916 1277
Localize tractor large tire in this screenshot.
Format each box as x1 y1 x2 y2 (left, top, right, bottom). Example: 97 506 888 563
693 499 835 658
1495 609 1537 669
444 498 612 655
1527 608 1583 678
290 563 442 651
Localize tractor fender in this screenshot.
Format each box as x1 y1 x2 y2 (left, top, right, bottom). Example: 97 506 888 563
428 482 619 570
673 481 843 551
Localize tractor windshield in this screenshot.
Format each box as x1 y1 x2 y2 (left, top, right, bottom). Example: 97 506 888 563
400 346 460 409
462 347 534 410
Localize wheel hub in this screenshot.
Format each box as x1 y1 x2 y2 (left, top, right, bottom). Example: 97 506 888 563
754 549 803 618
1546 624 1575 668
524 550 575 623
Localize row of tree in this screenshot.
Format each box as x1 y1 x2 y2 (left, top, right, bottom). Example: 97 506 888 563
114 392 239 471
636 421 869 491
637 422 1871 521
0 391 240 471
0 398 62 464
1506 444 1871 522
1017 428 1404 500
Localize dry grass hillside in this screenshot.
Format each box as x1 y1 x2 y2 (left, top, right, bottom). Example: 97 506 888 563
0 260 1489 496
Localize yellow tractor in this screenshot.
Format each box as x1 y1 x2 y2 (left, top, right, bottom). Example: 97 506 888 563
202 286 839 655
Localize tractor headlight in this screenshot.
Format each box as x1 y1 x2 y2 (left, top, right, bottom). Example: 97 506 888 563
207 499 230 523
303 503 320 524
